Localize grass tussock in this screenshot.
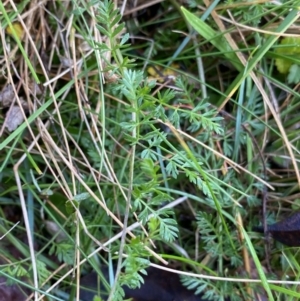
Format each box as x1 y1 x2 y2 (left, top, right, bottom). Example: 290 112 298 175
1 0 300 300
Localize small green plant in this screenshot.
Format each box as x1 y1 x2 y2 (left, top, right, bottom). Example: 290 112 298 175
1 0 300 301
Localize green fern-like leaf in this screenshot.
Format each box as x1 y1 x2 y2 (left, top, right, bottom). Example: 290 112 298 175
196 212 217 243
111 284 125 301
49 242 74 264
96 0 125 42
140 158 160 180
36 260 51 284
175 76 224 134
181 275 208 294
165 160 179 179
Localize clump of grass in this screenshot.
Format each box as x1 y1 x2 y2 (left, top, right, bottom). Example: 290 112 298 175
1 1 300 301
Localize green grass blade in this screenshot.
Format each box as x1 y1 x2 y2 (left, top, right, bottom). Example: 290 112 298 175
269 284 300 298
241 226 274 301
223 7 300 104
181 7 243 72
0 2 40 83
0 97 53 150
